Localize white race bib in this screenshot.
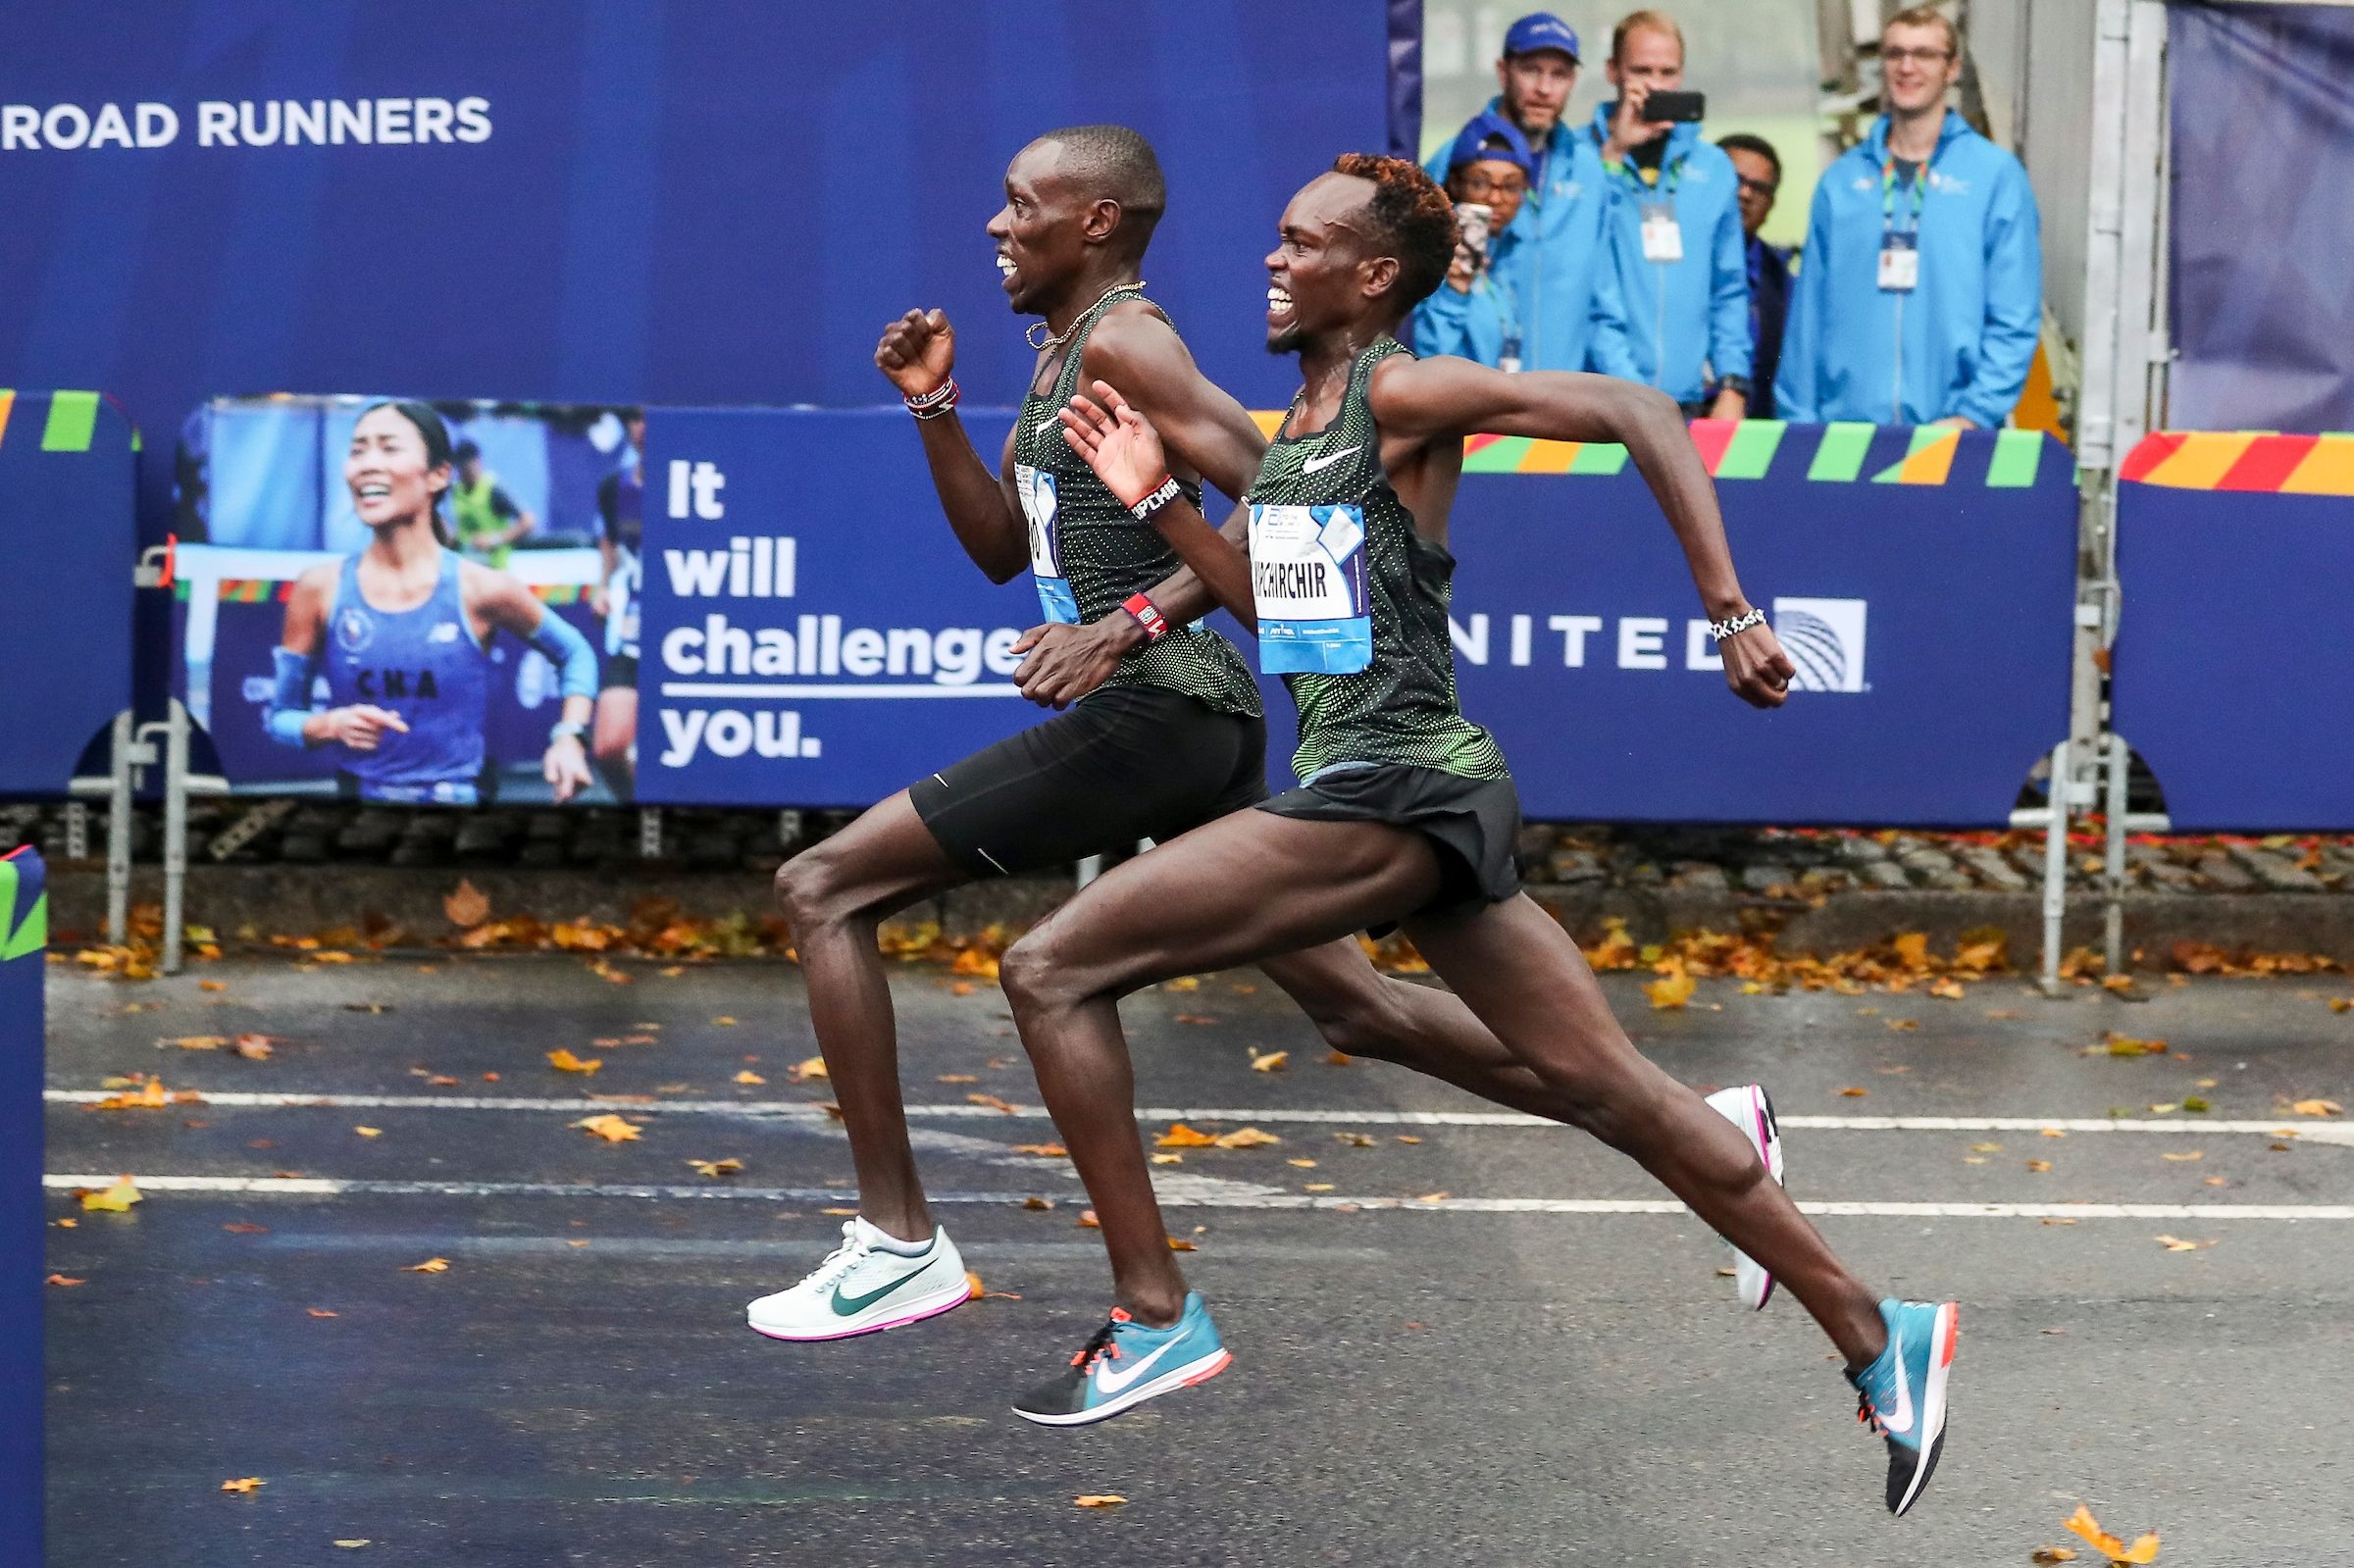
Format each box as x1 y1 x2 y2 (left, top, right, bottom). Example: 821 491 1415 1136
1249 503 1370 675
1014 464 1078 624
1640 202 1683 263
1878 231 1919 291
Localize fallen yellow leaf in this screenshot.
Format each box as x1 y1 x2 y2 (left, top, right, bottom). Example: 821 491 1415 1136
687 1158 743 1178
734 1069 766 1085
1838 1087 1868 1097
570 1113 642 1142
2105 1034 2167 1057
220 1477 266 1494
333 1542 372 1549
1288 1158 1318 1169
2291 1098 2343 1116
1892 932 1930 969
1305 1183 1335 1191
165 1035 228 1050
547 1048 602 1075
197 979 228 992
1250 1050 1289 1073
1155 1122 1218 1148
2064 1503 2160 1564
78 1177 141 1212
2154 1234 2213 1252
1076 1209 1100 1229
713 1016 740 1027
1643 967 1696 1010
354 1127 383 1138
1074 1494 1127 1508
1885 1018 1920 1032
1011 1142 1068 1157
442 879 490 928
2026 1159 2053 1173
1166 1236 1197 1250
46 1274 85 1288
1212 1126 1281 1149
2159 1150 2202 1162
1928 978 1966 1000
403 1257 450 1273
2030 1548 2079 1564
1150 1153 1183 1166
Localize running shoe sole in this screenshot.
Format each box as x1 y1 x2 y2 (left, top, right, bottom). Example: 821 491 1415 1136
747 1277 973 1342
1707 1083 1784 1310
1890 1301 1960 1516
1011 1346 1234 1428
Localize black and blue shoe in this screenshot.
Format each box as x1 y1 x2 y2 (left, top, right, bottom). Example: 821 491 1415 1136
1012 1292 1232 1427
1848 1297 1959 1515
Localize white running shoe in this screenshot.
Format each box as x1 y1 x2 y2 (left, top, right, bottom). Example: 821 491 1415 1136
1704 1084 1786 1310
746 1216 972 1341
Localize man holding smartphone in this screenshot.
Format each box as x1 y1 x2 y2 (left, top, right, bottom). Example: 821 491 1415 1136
1420 14 1625 374
1412 112 1536 370
1586 10 1753 420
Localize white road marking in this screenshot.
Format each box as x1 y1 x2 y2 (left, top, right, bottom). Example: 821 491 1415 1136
42 1089 2354 1145
37 1173 2354 1220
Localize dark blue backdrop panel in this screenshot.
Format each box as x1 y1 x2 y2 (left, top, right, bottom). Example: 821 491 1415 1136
0 846 44 1568
0 2 1391 541
641 411 2077 824
2113 481 2354 831
0 392 136 795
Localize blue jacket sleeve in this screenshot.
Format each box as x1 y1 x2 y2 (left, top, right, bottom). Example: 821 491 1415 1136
1584 232 1641 379
1414 278 1508 365
1953 157 2044 428
1708 183 1753 382
1772 184 1835 423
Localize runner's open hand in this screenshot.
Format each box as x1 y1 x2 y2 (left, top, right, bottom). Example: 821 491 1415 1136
875 309 956 400
1718 621 1796 709
1008 620 1133 710
1059 380 1167 509
324 704 409 752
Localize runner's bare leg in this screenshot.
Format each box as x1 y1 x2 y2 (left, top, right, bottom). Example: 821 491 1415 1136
773 791 970 1242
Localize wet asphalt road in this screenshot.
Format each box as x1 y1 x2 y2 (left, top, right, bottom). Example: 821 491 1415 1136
39 955 2354 1566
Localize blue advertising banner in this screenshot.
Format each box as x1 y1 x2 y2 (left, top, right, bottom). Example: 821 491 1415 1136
0 3 1391 541
0 846 44 1568
0 390 136 795
640 413 2077 825
2114 447 2354 831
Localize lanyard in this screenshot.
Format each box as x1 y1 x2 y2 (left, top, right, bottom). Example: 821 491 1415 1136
1595 120 1682 199
1477 268 1522 348
1879 153 1930 233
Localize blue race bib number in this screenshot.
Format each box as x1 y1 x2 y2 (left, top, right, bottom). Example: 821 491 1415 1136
1249 503 1370 674
1015 465 1078 624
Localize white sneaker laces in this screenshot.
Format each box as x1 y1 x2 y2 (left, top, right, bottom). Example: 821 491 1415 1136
801 1221 871 1293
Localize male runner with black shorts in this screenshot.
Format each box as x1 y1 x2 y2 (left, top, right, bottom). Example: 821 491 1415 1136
746 126 1783 1344
1014 154 1956 1516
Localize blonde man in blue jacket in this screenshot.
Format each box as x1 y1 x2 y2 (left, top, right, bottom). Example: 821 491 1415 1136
1586 10 1753 418
1773 7 2042 428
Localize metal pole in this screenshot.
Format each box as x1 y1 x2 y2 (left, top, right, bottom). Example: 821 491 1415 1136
105 709 132 945
161 698 189 977
638 806 662 860
2103 732 2131 977
63 802 87 863
2039 738 2073 994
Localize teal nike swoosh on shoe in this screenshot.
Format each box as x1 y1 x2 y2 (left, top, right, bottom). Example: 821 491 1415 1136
1849 1297 1959 1515
1012 1292 1233 1427
746 1216 972 1341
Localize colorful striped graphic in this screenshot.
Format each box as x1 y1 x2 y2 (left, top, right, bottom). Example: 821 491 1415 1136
0 389 106 452
2122 430 2354 495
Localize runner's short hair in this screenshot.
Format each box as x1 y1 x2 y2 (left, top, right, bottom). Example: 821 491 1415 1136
1031 125 1167 254
1882 4 1959 57
1330 153 1458 310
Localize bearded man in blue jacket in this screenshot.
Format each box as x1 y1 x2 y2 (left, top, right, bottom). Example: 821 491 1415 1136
1774 6 2043 428
1585 10 1753 418
1421 13 1626 373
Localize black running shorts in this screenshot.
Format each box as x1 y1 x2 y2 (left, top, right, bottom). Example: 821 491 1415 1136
1255 762 1524 916
910 685 1269 879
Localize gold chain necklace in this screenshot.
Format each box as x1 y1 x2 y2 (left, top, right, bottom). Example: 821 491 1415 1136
1026 279 1147 352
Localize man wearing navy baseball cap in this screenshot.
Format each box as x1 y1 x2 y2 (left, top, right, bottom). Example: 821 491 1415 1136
1420 13 1627 374
1413 111 1539 369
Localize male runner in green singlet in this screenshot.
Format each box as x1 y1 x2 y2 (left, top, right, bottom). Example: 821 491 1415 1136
747 127 1780 1345
1014 154 1958 1518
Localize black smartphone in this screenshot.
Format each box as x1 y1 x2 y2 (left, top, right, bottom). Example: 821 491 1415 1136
1642 89 1707 123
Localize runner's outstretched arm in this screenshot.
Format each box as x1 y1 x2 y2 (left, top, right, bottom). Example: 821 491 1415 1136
876 309 1031 583
1008 316 1267 707
1370 359 1797 709
1057 381 1258 630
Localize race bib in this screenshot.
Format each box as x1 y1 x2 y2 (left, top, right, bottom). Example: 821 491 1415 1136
1015 464 1078 624
1249 503 1370 675
1878 231 1919 291
1640 201 1683 263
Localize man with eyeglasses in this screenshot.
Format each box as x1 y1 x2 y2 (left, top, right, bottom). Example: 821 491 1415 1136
1413 112 1540 369
1420 13 1624 374
1717 132 1792 419
1773 5 2041 429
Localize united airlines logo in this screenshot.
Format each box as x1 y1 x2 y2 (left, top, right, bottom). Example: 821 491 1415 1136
1772 597 1868 693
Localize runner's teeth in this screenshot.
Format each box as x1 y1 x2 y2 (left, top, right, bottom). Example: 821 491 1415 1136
1267 288 1293 309
997 256 1016 275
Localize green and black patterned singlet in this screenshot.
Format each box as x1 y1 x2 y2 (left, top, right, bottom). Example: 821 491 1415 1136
1010 291 1260 719
1246 337 1510 784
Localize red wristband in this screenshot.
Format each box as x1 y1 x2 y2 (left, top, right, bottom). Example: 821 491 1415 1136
1121 592 1171 643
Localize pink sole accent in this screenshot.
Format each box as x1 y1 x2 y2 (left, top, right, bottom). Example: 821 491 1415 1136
1180 1349 1234 1387
1938 1303 1960 1365
749 1289 970 1343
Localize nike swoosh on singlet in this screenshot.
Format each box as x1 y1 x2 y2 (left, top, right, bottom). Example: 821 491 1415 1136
1301 445 1361 474
1091 1337 1178 1396
830 1262 935 1316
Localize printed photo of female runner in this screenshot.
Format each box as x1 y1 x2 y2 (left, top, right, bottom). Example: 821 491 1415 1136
263 400 600 806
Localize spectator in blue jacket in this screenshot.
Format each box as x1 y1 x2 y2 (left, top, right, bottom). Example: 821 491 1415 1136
1586 10 1752 418
1420 13 1625 373
1412 115 1536 368
1773 6 2042 428
1719 132 1793 419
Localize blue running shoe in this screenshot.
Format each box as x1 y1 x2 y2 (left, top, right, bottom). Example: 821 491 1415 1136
1012 1293 1232 1427
1849 1298 1959 1515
